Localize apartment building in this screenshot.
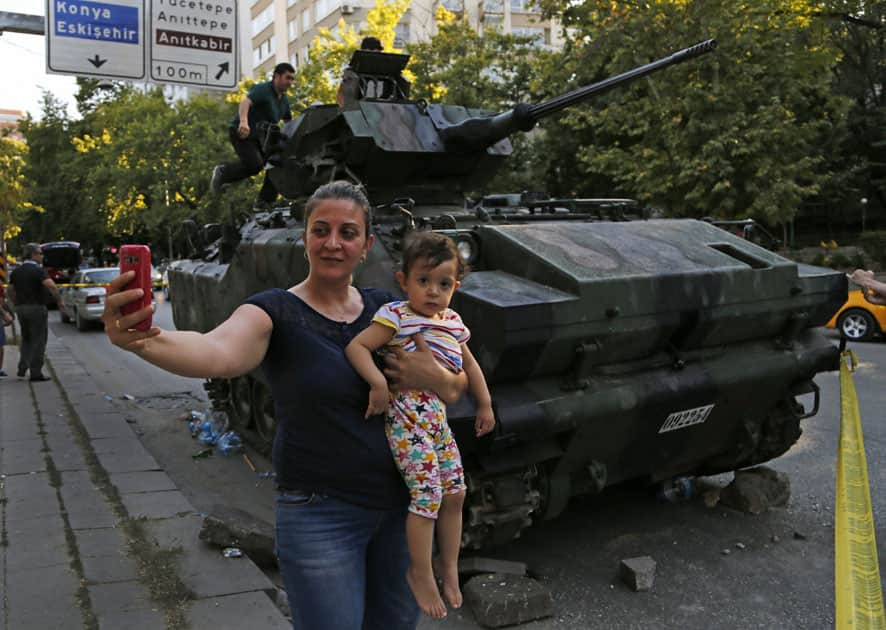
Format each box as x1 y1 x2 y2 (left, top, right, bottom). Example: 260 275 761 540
0 109 25 142
244 0 563 78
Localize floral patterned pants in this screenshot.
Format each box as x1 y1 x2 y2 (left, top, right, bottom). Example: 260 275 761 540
385 390 466 519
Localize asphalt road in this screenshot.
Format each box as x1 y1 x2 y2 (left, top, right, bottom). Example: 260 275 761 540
48 298 886 630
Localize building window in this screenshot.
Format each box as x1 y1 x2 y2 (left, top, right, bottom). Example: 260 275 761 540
290 52 299 68
512 26 545 46
301 8 311 32
441 0 463 11
509 0 539 13
253 35 277 68
483 0 503 14
251 5 274 36
302 46 309 63
394 22 409 47
483 14 502 29
288 18 298 41
288 0 298 5
316 0 339 21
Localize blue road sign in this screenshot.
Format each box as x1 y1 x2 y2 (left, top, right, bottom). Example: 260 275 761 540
46 0 146 80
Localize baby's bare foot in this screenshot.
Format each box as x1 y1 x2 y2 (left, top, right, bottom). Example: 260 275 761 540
437 561 462 609
407 566 447 619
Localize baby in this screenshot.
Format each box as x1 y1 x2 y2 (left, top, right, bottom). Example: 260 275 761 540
346 231 495 619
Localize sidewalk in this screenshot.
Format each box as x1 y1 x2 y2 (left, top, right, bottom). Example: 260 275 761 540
0 333 290 629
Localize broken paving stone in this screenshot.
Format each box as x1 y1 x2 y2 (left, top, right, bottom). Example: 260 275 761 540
464 573 553 628
459 557 528 578
793 531 807 541
719 466 790 515
721 549 731 556
771 535 780 543
734 542 746 550
619 556 656 592
199 504 276 568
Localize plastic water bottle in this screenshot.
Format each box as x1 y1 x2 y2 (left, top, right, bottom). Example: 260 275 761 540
187 410 207 437
217 431 244 456
657 477 695 503
197 419 220 446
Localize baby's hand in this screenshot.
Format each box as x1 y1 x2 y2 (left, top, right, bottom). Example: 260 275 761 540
475 405 496 437
366 385 390 419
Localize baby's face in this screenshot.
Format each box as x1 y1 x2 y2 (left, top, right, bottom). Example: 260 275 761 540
400 258 460 318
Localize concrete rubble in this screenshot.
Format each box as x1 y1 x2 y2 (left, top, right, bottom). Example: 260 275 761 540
463 572 553 628
619 556 656 592
719 466 791 514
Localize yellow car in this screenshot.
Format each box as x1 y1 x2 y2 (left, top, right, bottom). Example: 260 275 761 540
826 288 886 341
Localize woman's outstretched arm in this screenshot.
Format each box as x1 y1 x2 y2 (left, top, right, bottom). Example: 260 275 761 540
103 270 273 379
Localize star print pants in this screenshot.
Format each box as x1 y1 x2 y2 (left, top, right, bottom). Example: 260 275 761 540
386 390 466 519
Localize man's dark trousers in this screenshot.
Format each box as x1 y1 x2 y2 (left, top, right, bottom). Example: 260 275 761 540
220 128 278 203
16 304 48 377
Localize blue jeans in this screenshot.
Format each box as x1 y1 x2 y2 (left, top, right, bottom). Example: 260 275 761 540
275 491 419 630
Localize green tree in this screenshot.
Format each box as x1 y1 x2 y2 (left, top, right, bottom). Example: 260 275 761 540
819 2 885 231
0 136 40 244
528 0 849 237
17 93 87 245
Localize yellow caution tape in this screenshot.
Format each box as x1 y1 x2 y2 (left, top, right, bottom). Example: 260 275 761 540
836 350 886 629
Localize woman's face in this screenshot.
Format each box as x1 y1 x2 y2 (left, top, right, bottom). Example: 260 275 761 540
304 198 373 283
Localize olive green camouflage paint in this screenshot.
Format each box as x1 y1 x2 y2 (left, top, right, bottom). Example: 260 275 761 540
170 42 845 548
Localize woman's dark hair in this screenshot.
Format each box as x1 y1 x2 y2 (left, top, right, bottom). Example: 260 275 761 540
304 181 373 237
274 62 296 76
401 231 466 280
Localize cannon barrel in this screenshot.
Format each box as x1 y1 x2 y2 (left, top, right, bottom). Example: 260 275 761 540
439 39 717 152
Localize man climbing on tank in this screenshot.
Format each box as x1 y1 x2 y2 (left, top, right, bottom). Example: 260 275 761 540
210 62 295 209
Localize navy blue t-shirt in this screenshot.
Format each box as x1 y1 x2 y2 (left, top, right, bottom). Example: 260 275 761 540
245 287 408 510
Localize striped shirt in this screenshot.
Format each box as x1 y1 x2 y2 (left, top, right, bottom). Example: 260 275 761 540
373 301 470 373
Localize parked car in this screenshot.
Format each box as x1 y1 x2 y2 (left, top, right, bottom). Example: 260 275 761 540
59 267 120 331
826 286 886 341
41 241 82 285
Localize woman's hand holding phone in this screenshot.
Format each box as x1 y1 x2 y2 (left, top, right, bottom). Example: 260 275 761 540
102 269 161 352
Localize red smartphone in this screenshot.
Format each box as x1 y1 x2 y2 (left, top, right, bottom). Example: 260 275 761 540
119 244 153 331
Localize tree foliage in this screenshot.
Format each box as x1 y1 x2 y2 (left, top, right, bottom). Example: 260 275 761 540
0 136 40 242
13 0 884 256
526 0 849 229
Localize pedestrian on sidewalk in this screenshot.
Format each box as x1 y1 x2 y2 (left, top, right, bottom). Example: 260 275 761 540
848 269 886 305
102 181 467 630
210 62 295 209
0 281 14 377
7 243 61 381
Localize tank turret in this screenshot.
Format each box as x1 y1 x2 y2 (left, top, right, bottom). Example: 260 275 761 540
170 39 847 549
265 40 716 204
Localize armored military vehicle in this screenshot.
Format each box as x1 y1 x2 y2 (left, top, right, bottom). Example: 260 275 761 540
170 40 846 548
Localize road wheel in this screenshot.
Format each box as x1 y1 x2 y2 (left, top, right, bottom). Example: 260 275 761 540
229 376 253 432
75 308 89 331
251 379 277 451
837 308 877 342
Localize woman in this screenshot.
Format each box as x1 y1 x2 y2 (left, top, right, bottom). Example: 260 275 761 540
103 181 467 629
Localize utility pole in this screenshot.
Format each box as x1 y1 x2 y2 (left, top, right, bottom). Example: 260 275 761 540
0 12 44 36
